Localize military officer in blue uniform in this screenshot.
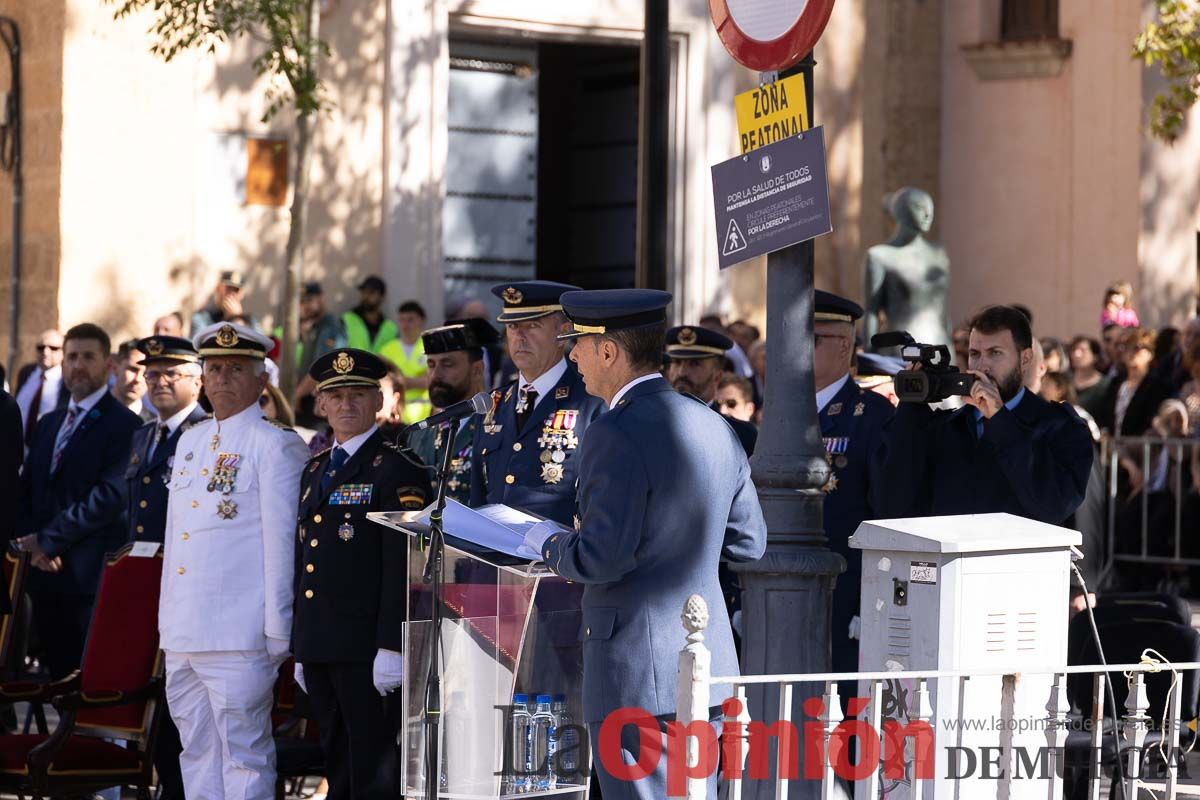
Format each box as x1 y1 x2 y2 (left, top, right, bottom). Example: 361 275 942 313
124 335 207 800
126 336 208 545
524 289 767 800
812 291 894 687
470 281 605 525
664 325 758 456
408 318 499 504
293 348 432 800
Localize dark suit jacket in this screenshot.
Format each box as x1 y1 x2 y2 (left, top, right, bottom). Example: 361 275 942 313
709 400 758 456
1101 374 1174 437
541 377 767 723
871 390 1093 525
292 430 432 663
0 390 20 615
470 363 606 525
18 392 141 595
125 405 210 543
15 364 70 417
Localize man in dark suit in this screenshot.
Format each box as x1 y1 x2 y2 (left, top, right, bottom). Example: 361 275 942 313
526 289 767 799
14 329 69 448
292 348 432 800
470 281 606 526
810 291 894 690
872 305 1093 525
126 336 208 544
16 323 141 679
664 324 758 456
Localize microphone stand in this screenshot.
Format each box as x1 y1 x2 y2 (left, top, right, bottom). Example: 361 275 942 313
422 421 456 800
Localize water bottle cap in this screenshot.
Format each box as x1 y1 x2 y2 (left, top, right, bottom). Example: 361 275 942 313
553 694 566 702
513 693 528 703
536 694 552 703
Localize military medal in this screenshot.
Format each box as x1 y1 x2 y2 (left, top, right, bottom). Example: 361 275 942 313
835 455 849 469
373 455 382 467
338 523 355 541
853 402 865 417
217 498 238 519
541 462 564 484
822 474 839 493
540 450 552 464
209 433 220 452
551 450 565 464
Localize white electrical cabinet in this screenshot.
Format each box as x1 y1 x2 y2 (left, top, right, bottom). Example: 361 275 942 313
849 513 1081 800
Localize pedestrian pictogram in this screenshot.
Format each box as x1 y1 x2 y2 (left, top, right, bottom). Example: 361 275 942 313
723 219 747 256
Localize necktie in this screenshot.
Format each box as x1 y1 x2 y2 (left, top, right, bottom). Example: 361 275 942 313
52 406 80 473
515 385 538 431
24 372 45 447
321 446 348 494
147 423 168 462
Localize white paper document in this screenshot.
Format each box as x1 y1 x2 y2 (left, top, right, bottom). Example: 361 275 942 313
416 500 570 560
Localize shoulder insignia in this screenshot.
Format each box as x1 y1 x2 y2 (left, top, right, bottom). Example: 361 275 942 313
309 447 332 463
262 416 294 432
397 486 428 511
555 386 570 400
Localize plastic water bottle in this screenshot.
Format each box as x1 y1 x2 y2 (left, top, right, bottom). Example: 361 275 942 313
509 694 532 793
531 694 558 790
552 694 579 783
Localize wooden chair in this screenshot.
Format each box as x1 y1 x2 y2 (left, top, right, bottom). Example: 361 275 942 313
0 543 165 800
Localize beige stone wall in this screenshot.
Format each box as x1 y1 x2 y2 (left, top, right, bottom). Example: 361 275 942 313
0 0 64 374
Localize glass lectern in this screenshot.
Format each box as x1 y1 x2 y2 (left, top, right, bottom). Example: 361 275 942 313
369 512 591 799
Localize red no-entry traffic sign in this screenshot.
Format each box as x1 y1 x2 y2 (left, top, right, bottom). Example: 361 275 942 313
709 0 837 72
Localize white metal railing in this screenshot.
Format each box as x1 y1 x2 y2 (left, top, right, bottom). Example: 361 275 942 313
674 595 1200 800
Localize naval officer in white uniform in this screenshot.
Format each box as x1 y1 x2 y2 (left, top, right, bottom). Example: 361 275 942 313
161 321 309 800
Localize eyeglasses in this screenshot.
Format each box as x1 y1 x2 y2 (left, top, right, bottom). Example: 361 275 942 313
36 344 61 352
145 369 191 383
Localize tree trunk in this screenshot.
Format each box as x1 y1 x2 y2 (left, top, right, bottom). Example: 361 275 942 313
277 0 320 402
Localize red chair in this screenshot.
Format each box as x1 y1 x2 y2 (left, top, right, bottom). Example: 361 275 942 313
0 543 165 800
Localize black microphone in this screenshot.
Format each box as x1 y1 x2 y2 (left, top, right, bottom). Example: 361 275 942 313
403 391 492 432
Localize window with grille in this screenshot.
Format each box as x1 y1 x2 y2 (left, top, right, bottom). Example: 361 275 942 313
1001 0 1058 41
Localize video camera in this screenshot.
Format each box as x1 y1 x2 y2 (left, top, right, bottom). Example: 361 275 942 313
870 331 977 404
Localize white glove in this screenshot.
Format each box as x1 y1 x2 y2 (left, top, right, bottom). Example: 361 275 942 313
266 637 291 662
521 520 560 560
373 648 404 696
848 615 861 641
294 662 307 694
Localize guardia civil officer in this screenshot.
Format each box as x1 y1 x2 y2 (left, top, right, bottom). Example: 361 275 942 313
293 348 431 800
810 291 894 687
469 281 605 525
408 318 499 504
664 325 758 456
524 289 767 800
124 335 207 800
161 322 310 800
126 336 207 544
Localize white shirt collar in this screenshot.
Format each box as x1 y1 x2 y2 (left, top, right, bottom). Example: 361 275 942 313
159 402 200 435
333 424 378 459
69 384 110 416
518 358 568 409
815 373 850 413
127 396 144 416
610 373 662 409
216 398 267 428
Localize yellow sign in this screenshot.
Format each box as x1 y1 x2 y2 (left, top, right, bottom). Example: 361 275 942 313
734 74 810 154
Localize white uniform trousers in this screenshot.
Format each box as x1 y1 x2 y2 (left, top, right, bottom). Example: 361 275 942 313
165 650 279 800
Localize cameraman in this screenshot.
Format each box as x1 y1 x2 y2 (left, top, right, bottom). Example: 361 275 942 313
871 305 1093 524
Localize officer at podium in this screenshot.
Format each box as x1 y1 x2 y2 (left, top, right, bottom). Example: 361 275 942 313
525 288 767 800
469 281 605 525
293 348 431 799
811 290 894 686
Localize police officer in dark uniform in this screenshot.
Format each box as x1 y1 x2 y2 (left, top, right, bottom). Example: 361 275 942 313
408 318 499 504
470 281 605 525
292 348 432 800
126 336 208 544
664 325 758 456
125 335 207 800
812 291 894 687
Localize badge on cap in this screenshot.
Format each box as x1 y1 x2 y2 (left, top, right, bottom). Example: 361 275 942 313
215 325 239 348
332 352 355 374
145 339 164 356
677 327 697 346
503 287 524 304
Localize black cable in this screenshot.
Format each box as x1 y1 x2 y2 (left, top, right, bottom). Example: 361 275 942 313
1072 563 1128 790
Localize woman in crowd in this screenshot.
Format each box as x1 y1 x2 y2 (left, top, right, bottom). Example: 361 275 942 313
1105 327 1172 436
1069 335 1110 423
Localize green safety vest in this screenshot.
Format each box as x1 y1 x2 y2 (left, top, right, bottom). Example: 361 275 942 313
341 311 398 355
378 337 431 423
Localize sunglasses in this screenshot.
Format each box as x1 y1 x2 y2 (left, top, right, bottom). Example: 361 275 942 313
719 399 741 409
36 344 62 352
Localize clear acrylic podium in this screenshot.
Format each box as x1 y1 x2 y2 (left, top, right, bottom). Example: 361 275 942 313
369 511 591 799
